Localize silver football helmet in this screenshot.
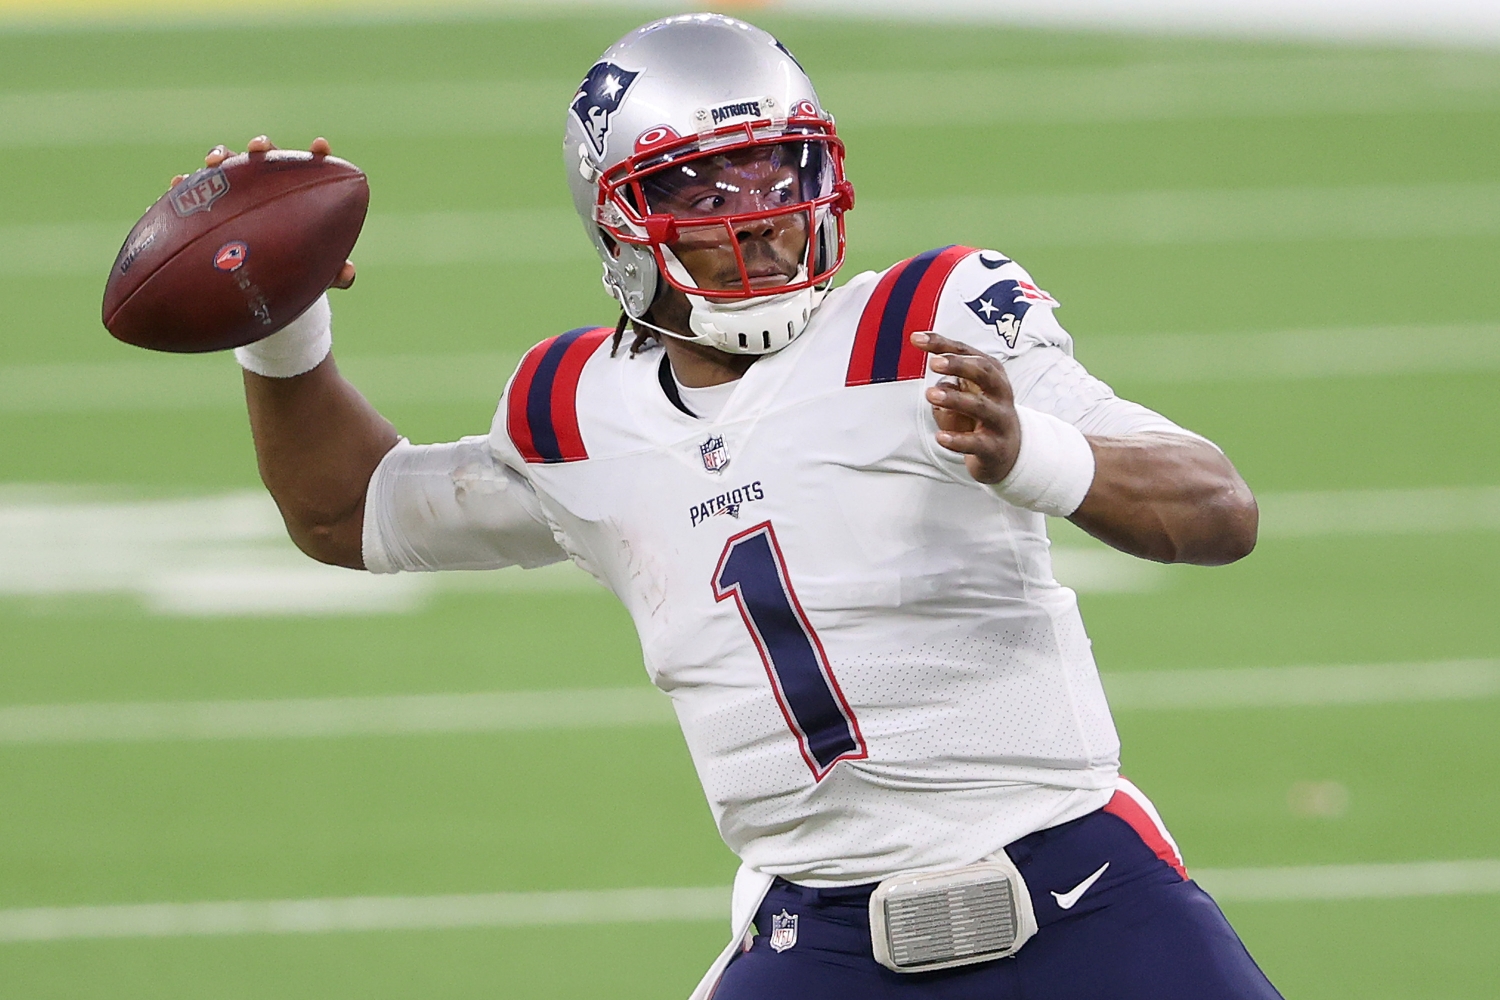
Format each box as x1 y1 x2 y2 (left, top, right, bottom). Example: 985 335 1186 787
564 13 855 355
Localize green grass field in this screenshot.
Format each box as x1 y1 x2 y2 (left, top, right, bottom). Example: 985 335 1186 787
2 7 1498 998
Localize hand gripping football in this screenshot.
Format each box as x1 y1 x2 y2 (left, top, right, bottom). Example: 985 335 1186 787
102 149 369 353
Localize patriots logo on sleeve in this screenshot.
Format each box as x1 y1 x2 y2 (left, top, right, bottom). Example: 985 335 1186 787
965 279 1058 349
571 61 640 157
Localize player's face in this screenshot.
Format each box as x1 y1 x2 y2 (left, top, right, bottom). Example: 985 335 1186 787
640 143 811 292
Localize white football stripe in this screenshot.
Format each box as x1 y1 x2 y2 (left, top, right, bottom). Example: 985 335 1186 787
1 484 1498 618
0 661 1493 746
2 859 1496 942
1194 859 1500 902
9 180 1500 278
0 687 674 744
1101 659 1500 710
2 49 1499 150
1074 324 1500 384
2 323 1498 417
0 487 1152 617
0 887 728 944
779 0 1500 48
1257 486 1500 538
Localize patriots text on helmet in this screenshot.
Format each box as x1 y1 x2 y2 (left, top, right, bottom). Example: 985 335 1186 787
710 100 762 125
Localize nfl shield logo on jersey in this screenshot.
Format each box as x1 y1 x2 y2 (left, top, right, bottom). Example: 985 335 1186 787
768 909 799 953
700 435 730 474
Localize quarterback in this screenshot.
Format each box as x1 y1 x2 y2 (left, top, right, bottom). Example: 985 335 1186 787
205 13 1278 1000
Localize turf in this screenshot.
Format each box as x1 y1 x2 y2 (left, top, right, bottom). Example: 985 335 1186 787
1 9 1497 999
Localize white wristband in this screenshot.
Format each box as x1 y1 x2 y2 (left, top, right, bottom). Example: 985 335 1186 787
990 405 1096 517
234 293 332 378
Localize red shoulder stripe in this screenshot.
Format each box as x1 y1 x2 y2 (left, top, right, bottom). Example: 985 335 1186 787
549 327 613 462
896 244 977 380
506 326 612 464
846 245 979 387
507 341 549 464
845 257 909 387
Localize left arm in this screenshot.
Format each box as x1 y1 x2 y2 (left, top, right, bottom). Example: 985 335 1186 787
1068 432 1257 565
912 331 1257 566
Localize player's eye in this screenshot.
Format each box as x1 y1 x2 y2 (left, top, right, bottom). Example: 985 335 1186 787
689 193 726 213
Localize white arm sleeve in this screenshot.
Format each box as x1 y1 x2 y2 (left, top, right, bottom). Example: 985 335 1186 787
1005 346 1216 446
362 436 568 574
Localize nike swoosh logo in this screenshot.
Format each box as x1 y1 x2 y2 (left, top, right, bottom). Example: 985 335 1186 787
1051 861 1110 910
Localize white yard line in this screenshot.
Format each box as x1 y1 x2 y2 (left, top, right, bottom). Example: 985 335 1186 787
0 483 1495 617
1194 859 1500 902
9 180 1500 278
0 886 728 943
2 859 1496 942
0 484 1495 617
1257 486 1500 538
2 49 1499 150
0 687 674 744
778 0 1500 48
1101 659 1500 710
1 661 1493 745
3 323 1497 416
1075 324 1500 383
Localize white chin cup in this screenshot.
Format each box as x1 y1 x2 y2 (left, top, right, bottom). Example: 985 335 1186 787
686 283 824 355
656 249 823 355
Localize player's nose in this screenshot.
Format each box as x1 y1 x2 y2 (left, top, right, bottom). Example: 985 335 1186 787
733 214 778 241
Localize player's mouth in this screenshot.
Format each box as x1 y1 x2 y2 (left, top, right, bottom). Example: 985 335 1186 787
746 268 793 290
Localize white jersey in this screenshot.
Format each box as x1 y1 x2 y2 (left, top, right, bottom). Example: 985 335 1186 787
364 247 1201 885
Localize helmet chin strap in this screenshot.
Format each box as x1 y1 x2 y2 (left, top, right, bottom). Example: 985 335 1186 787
621 309 711 348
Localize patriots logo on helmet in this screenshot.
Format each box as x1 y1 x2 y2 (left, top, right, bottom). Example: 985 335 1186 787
571 61 640 157
965 279 1058 348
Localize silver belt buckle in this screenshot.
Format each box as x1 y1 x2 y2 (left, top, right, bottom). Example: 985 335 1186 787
868 854 1038 974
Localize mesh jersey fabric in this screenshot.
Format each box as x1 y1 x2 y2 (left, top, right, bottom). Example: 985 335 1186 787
363 250 1206 884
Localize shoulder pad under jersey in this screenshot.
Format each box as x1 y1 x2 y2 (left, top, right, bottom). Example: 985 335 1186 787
496 325 615 464
841 247 1070 388
931 249 1072 359
844 245 979 387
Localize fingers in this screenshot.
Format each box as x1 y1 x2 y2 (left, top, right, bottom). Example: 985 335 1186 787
310 136 332 156
929 353 1012 402
330 260 356 290
925 380 1010 430
179 133 293 189
911 331 1012 398
930 427 992 456
911 330 983 358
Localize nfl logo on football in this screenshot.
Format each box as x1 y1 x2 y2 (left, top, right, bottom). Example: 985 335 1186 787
768 909 798 953
699 435 730 473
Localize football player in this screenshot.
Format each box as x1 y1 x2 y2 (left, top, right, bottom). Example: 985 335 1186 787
206 13 1277 999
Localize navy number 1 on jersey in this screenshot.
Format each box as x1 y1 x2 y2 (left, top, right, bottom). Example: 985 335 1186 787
713 522 866 779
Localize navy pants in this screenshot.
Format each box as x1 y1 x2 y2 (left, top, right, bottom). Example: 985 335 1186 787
713 805 1283 999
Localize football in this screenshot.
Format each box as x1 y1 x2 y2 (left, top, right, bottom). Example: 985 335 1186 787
102 149 369 353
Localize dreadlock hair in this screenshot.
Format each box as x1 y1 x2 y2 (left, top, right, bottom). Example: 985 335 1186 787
608 310 658 358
